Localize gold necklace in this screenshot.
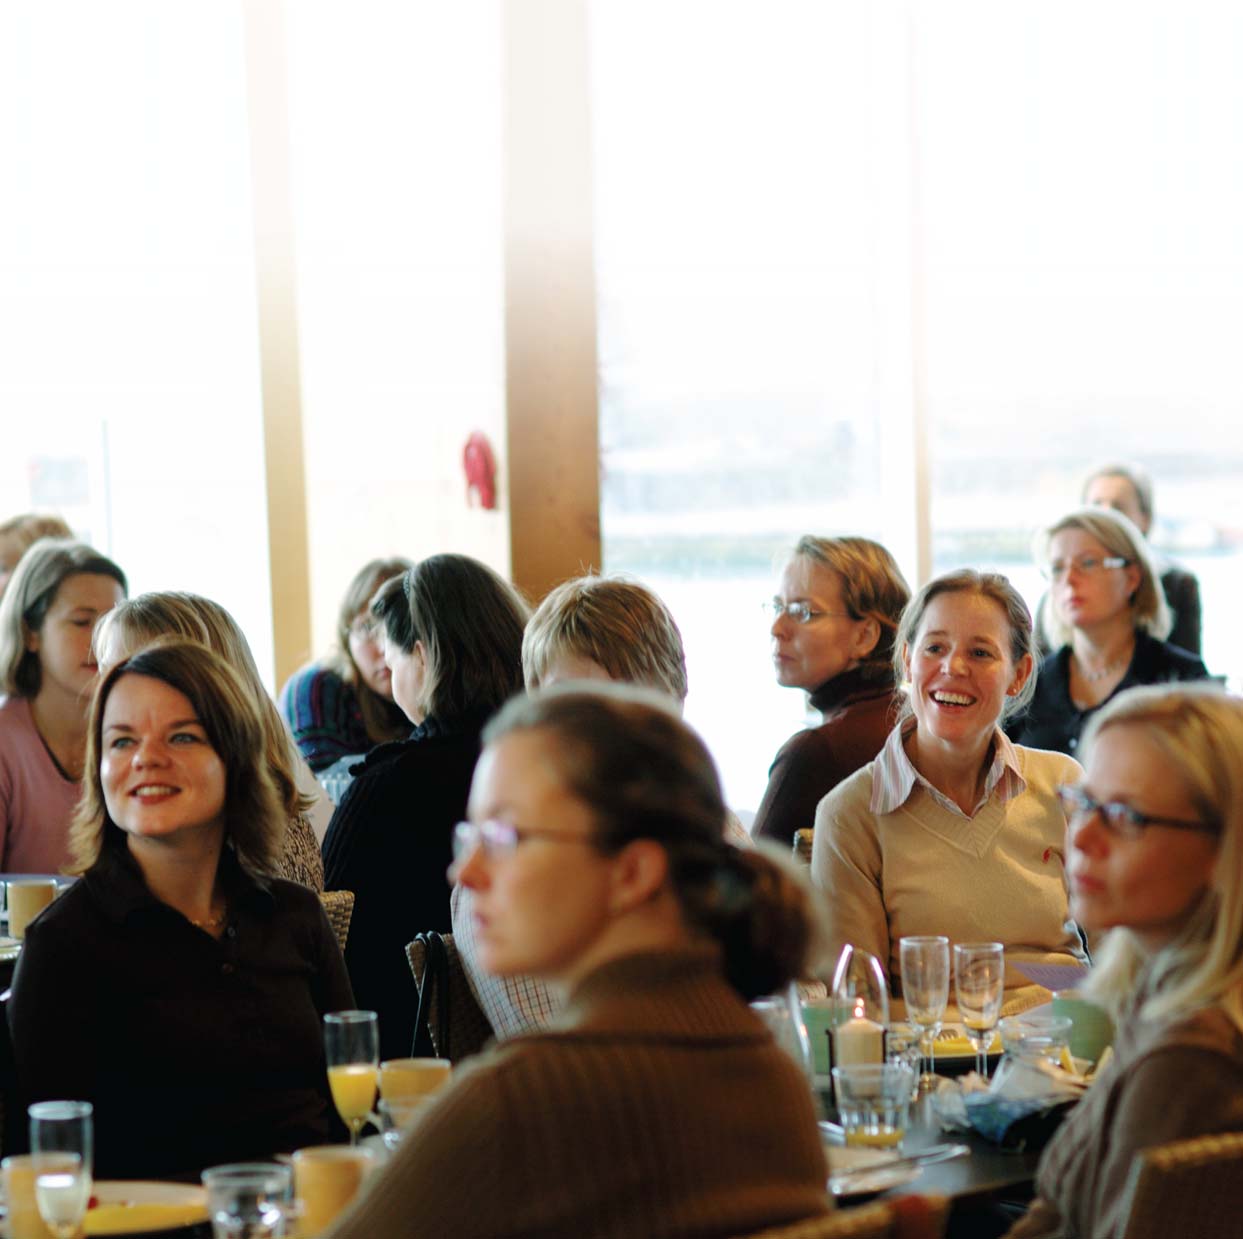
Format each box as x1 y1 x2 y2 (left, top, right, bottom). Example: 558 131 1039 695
190 908 228 931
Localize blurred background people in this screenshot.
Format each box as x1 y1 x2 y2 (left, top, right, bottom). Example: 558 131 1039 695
1011 508 1208 757
0 514 72 600
813 570 1086 1006
0 538 126 871
281 557 413 775
10 642 352 1178
1007 685 1243 1238
752 535 909 847
94 592 329 886
323 554 527 1058
327 685 833 1239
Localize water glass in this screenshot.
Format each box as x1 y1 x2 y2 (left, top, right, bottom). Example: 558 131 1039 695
899 935 949 1088
750 984 814 1082
884 1022 923 1099
831 1063 916 1151
999 1013 1074 1067
953 941 1005 1078
202 1163 293 1239
378 1096 429 1152
28 1101 93 1239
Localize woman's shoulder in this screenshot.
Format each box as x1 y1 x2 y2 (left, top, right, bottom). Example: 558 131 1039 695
280 662 350 709
1136 1006 1243 1065
1138 632 1209 681
1011 743 1083 787
815 762 879 823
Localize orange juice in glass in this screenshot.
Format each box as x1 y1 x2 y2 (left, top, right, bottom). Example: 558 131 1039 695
323 1011 379 1145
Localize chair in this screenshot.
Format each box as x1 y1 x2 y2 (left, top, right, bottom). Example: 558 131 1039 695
1119 1131 1243 1239
318 890 355 953
794 828 815 866
737 1195 946 1239
405 934 492 1064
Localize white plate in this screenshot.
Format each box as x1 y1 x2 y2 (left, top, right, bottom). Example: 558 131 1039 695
828 1160 921 1200
0 937 20 962
84 1181 207 1236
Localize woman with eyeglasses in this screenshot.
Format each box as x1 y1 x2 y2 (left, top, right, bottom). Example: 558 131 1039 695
280 558 413 774
812 570 1087 1007
1009 507 1208 758
322 554 528 1057
1005 684 1243 1239
752 536 909 847
324 685 834 1239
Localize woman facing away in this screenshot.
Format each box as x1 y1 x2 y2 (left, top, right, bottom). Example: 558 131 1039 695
280 557 413 772
9 641 353 1179
93 592 329 887
1010 507 1207 758
752 535 910 847
0 538 127 872
1007 685 1243 1239
812 570 1086 1006
0 513 72 600
326 685 834 1239
322 553 528 1058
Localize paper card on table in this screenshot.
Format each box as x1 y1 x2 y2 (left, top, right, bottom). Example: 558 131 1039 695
1011 963 1089 991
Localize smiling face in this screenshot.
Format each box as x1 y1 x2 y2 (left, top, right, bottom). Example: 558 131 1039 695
904 590 1032 754
454 730 621 984
27 573 126 703
100 673 227 852
1048 528 1141 634
770 556 879 692
1068 723 1218 948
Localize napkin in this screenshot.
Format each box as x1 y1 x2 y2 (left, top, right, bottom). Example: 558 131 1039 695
933 1054 1088 1150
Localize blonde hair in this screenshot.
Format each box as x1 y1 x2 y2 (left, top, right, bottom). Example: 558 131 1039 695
0 513 73 568
1038 506 1170 649
522 574 688 702
785 536 910 684
893 569 1037 723
69 640 285 877
1080 684 1243 1031
93 593 311 819
0 538 127 697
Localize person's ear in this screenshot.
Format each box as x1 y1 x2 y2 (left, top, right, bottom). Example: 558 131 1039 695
607 839 670 914
852 616 881 662
1007 652 1034 698
23 622 39 655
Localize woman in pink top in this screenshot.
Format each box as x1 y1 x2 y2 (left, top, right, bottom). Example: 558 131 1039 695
0 538 127 872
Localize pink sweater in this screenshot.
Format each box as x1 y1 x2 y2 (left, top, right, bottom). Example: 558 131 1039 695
0 696 80 873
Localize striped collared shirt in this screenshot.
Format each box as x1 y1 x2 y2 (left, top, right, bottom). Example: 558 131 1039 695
869 719 1027 818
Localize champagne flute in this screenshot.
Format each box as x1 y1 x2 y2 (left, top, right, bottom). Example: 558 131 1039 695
29 1100 93 1239
899 936 949 1090
324 1010 379 1146
954 942 1005 1078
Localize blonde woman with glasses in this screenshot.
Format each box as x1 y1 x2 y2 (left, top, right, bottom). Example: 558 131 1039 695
1010 507 1208 757
1006 684 1243 1238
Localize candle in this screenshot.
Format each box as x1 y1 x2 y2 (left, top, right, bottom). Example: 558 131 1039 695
832 998 884 1067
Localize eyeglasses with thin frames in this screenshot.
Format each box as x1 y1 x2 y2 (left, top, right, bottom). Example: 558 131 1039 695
763 599 854 625
452 819 595 865
1042 555 1130 582
1056 783 1220 843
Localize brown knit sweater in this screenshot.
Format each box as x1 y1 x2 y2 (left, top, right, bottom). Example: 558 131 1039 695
326 946 832 1239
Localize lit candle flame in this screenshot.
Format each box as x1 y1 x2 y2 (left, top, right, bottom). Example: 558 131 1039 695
854 997 865 1019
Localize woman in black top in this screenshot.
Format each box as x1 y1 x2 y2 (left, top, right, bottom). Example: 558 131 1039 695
9 641 353 1178
323 554 528 1057
1011 507 1208 757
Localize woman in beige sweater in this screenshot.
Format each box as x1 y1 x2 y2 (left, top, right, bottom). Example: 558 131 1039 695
328 685 834 1239
1007 685 1243 1238
812 570 1086 1002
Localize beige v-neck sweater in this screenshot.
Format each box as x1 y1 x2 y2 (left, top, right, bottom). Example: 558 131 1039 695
811 745 1087 995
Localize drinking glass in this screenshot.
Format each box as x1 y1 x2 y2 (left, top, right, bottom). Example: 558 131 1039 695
28 1101 93 1239
201 1162 293 1239
324 1011 379 1145
831 1063 916 1151
884 1021 923 1100
999 1014 1075 1067
899 935 949 1089
953 941 1005 1078
750 984 814 1082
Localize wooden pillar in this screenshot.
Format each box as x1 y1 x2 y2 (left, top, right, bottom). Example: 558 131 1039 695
503 0 602 605
242 0 312 685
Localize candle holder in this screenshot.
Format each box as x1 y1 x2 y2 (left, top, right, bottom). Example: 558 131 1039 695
829 945 890 1074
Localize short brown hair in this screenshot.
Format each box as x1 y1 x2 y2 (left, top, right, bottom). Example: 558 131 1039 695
380 554 528 724
893 569 1037 721
484 684 832 999
522 574 688 702
0 538 127 697
787 536 910 683
1038 507 1169 649
69 640 285 877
